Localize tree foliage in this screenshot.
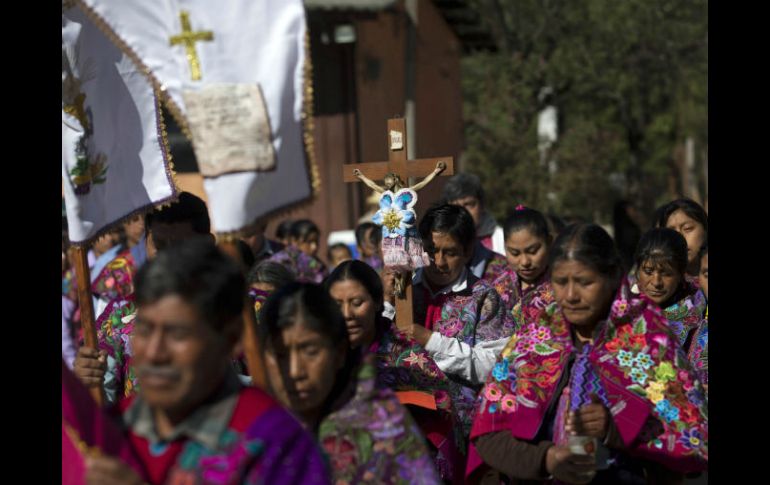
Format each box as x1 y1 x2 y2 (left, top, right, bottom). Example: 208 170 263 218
462 0 707 225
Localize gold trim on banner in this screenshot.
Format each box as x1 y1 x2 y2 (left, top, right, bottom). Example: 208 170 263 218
67 88 180 248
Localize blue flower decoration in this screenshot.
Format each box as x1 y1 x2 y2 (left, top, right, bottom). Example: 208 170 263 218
655 399 672 415
663 406 680 423
678 428 703 449
630 367 648 385
372 189 418 238
633 352 654 370
617 349 634 367
492 359 509 382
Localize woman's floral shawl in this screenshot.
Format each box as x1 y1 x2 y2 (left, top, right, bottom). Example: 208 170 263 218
687 306 708 388
91 249 137 301
492 269 554 332
96 296 138 398
661 283 707 349
319 354 441 485
468 282 708 477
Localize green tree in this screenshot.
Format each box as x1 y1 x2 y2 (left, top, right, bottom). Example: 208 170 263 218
462 0 707 225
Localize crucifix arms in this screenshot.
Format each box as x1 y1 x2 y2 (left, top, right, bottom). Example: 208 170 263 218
353 160 446 193
353 168 386 193
409 161 447 192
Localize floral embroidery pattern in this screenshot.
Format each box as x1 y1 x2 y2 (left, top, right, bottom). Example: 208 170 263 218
473 281 708 471
319 355 440 485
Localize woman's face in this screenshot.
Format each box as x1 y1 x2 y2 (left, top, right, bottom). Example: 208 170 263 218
551 260 615 328
665 210 706 266
294 231 320 258
636 259 682 307
504 228 549 284
329 279 377 348
264 317 344 424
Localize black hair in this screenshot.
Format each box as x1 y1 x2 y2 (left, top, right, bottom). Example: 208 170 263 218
289 219 320 242
145 192 210 251
324 260 384 315
549 223 624 289
442 172 485 205
355 222 376 246
502 207 550 242
654 198 708 233
327 243 352 262
545 213 566 239
275 220 294 241
236 239 256 271
247 260 296 289
134 238 244 335
146 192 210 234
258 283 356 416
418 203 476 254
698 240 708 261
633 228 689 277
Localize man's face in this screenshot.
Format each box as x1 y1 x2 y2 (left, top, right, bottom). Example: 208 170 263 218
423 231 470 289
132 295 235 417
449 196 482 228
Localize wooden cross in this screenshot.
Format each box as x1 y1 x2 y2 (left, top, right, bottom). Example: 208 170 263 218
343 118 454 327
169 11 214 81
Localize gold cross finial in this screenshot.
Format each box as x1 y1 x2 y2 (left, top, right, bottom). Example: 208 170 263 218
169 11 213 81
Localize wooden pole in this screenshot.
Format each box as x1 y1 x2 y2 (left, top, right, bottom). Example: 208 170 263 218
71 245 104 405
218 241 266 389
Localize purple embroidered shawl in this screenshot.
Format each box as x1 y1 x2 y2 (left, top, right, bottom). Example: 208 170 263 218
468 282 708 478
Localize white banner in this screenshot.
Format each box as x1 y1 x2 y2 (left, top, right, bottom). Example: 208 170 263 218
78 0 314 234
62 4 176 244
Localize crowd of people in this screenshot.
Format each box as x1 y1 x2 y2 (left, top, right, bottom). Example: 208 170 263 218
62 173 708 484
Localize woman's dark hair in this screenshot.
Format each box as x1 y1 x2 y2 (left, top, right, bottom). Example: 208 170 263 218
613 200 642 273
418 203 476 253
258 283 356 416
275 219 294 241
289 219 319 242
247 260 296 289
548 223 624 289
236 239 256 271
502 207 550 242
355 222 378 247
545 213 566 239
654 198 708 233
442 172 485 205
633 228 689 277
135 238 244 335
698 240 708 262
324 260 385 315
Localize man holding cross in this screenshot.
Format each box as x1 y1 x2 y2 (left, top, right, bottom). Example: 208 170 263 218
345 119 514 481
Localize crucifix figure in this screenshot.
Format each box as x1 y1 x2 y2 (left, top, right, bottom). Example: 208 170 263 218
344 118 454 329
169 10 214 81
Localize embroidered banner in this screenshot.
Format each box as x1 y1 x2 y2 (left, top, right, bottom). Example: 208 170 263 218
78 0 315 235
62 4 176 244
